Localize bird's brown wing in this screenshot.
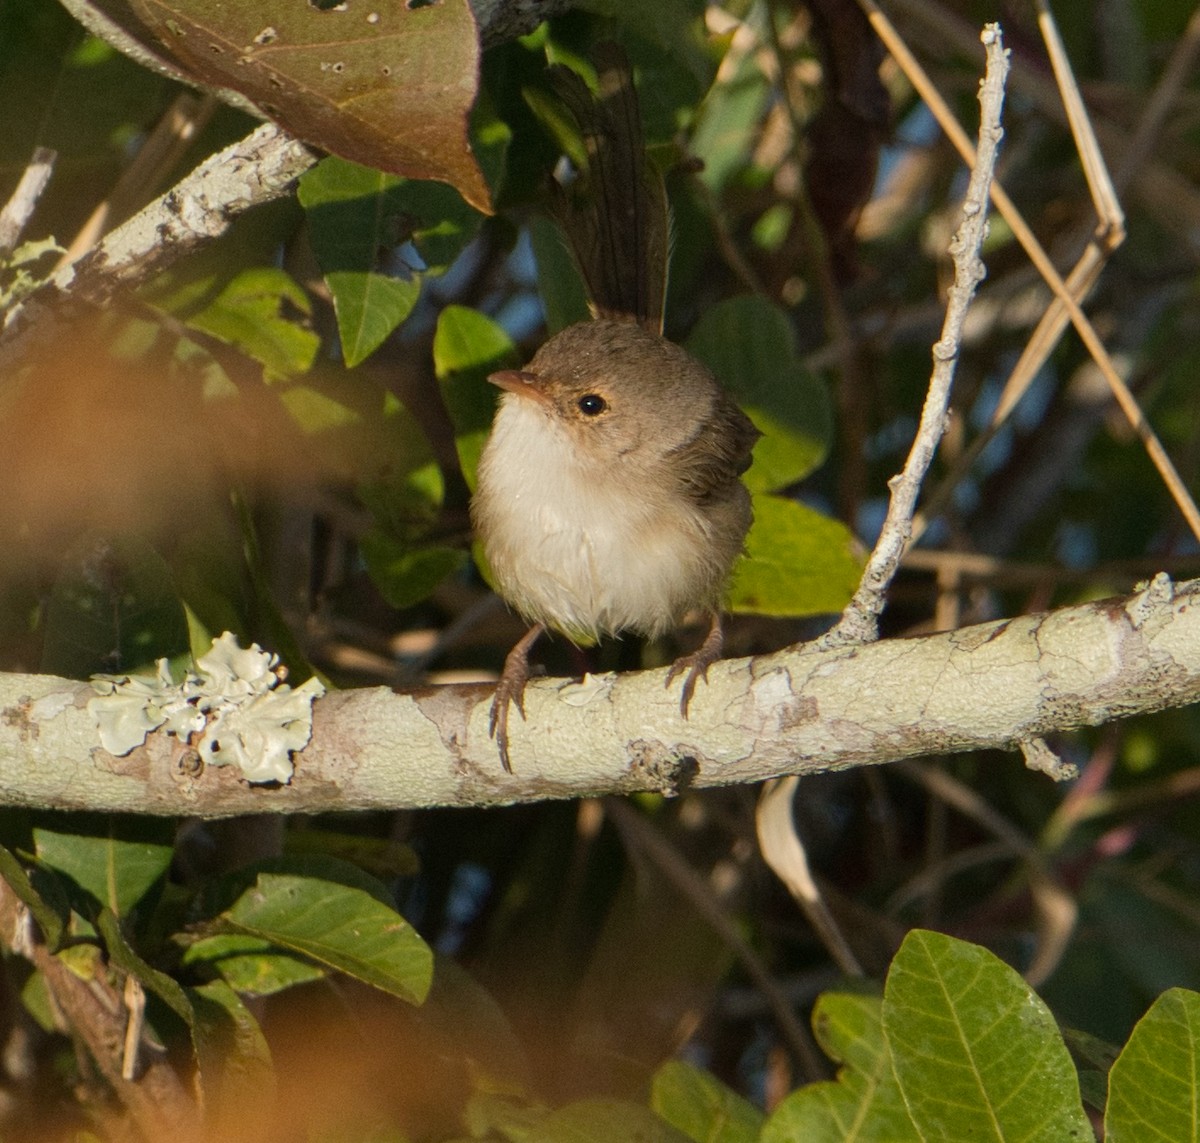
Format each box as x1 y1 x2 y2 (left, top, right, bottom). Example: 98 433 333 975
668 391 761 507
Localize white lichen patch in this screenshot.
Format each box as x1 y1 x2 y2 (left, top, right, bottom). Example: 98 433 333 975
88 633 325 784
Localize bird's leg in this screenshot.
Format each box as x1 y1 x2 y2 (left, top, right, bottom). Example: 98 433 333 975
665 611 724 717
490 623 545 773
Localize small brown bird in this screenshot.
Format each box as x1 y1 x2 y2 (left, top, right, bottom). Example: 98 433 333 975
471 319 760 771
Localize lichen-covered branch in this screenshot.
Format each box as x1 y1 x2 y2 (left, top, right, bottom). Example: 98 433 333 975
0 123 314 366
0 573 1195 818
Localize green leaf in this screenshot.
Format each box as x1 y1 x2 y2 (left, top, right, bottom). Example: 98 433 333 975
95 907 194 1024
218 873 433 1005
34 826 173 918
434 305 519 489
359 531 467 610
1106 987 1200 1142
464 1092 547 1139
40 534 190 679
529 213 591 334
189 978 276 1124
651 1059 763 1143
186 267 319 380
298 157 485 366
883 930 1093 1143
194 853 400 918
526 1098 691 1143
284 829 420 881
727 495 861 617
762 992 918 1143
0 844 66 949
686 296 833 494
182 934 326 997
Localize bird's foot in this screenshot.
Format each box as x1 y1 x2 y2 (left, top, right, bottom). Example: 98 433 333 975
490 624 544 773
665 612 724 718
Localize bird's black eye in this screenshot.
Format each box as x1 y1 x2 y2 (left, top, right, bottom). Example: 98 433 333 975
577 393 607 416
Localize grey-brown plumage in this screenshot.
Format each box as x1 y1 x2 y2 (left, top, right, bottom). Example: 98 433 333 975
472 320 760 771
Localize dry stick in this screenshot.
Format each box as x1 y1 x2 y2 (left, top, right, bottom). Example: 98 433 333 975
888 0 1200 239
914 1 1200 543
818 24 1009 649
0 147 57 256
858 0 1200 545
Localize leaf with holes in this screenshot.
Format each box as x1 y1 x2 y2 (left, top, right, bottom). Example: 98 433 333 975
125 0 490 211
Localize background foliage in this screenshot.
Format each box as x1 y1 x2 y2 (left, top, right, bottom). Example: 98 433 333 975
2 0 1200 1139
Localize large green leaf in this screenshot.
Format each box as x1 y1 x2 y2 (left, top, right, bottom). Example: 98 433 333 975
763 992 918 1143
186 267 319 380
182 934 326 997
686 296 833 494
651 1059 762 1143
359 531 467 610
189 978 276 1125
727 494 861 617
434 305 518 489
528 213 591 334
883 930 1093 1142
298 157 486 366
218 873 433 1005
1106 987 1200 1142
34 825 173 918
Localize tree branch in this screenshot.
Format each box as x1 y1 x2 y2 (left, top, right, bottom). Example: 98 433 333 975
0 573 1194 817
0 123 315 367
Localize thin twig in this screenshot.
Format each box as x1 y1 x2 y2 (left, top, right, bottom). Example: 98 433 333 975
0 148 57 256
912 0 1200 542
820 24 1008 649
860 0 1200 545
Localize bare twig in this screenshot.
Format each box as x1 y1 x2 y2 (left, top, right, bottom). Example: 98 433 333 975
859 0 1200 545
819 24 1008 649
0 148 57 256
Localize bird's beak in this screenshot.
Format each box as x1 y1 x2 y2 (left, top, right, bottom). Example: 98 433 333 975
487 369 551 406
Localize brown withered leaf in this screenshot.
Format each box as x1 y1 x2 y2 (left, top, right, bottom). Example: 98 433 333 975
127 0 490 212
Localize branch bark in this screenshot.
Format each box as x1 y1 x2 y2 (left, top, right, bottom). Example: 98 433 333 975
0 573 1194 817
